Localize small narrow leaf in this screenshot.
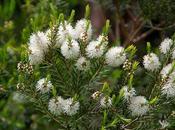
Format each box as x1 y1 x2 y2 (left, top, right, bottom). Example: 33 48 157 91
85 4 90 19
68 10 75 23
117 115 131 123
102 20 110 35
52 86 57 97
149 96 158 105
102 110 107 126
146 42 151 53
101 82 111 95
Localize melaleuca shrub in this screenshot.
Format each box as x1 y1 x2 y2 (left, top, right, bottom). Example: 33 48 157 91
17 6 175 130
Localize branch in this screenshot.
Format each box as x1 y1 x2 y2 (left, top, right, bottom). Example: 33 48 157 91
128 21 145 43
146 23 175 31
126 23 164 46
38 98 67 129
132 28 154 43
115 0 129 39
121 117 139 129
88 60 105 84
126 7 137 22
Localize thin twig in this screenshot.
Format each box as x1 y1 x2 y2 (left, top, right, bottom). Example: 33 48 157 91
121 117 139 129
89 62 104 84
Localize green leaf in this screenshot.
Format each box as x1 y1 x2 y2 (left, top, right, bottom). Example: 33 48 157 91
68 10 75 23
18 74 23 82
112 94 116 104
106 118 120 128
132 61 139 70
52 86 57 97
102 110 107 126
125 45 137 60
85 4 90 19
8 77 14 86
128 74 133 88
58 13 64 24
101 126 106 130
115 88 124 105
50 3 58 17
112 69 122 79
149 96 158 105
102 20 110 35
101 82 112 95
146 42 151 53
20 49 27 61
117 114 131 123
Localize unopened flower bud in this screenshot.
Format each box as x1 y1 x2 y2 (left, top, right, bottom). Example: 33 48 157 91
91 91 102 99
80 32 88 43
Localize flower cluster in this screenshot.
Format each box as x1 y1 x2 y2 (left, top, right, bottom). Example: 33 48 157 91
122 86 136 101
160 63 175 97
121 86 149 116
28 19 126 71
100 96 112 108
91 90 112 108
142 38 175 98
17 8 175 129
22 16 130 124
91 84 149 116
143 53 160 71
128 96 149 116
143 38 175 72
159 38 173 54
35 78 80 115
48 96 80 116
35 78 53 94
105 47 126 67
17 62 33 74
28 32 50 65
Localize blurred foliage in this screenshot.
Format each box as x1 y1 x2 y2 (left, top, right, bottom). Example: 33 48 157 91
0 0 16 20
0 0 74 130
139 0 175 25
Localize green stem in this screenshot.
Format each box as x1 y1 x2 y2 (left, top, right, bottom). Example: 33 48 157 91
89 61 104 84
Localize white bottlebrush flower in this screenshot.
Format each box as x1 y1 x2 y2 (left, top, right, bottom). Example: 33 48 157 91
159 38 173 54
162 81 175 97
105 46 126 67
36 78 53 94
45 29 53 46
159 120 169 129
122 86 136 101
143 53 161 71
29 31 49 52
100 96 112 108
160 63 175 79
62 98 80 116
86 40 106 58
57 22 75 47
12 92 26 103
28 45 44 65
160 63 172 78
48 96 64 115
61 39 80 59
28 31 49 65
74 19 92 41
128 96 149 116
75 57 90 71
